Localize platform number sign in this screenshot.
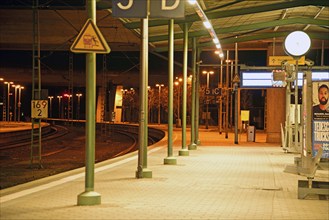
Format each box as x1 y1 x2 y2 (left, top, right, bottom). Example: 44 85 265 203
31 100 48 118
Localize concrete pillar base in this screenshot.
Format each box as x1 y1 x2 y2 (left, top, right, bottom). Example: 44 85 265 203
179 149 189 156
188 143 197 150
164 157 177 165
77 191 101 206
136 168 152 178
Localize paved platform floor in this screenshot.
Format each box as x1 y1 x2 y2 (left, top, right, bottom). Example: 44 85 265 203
1 127 329 220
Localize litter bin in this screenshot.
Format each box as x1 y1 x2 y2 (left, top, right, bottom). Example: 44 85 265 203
247 125 255 142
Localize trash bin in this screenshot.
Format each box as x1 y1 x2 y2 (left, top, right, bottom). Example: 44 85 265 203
247 125 255 142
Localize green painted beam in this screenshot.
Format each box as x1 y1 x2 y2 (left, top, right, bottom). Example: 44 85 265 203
149 18 329 42
154 31 329 52
123 0 329 29
201 32 329 47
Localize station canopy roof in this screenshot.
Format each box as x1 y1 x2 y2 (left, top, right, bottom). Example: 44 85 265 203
0 0 328 53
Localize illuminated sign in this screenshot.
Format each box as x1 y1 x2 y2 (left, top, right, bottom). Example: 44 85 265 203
241 71 329 88
268 56 305 66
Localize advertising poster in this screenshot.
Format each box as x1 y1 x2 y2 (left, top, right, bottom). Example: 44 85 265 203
312 81 329 159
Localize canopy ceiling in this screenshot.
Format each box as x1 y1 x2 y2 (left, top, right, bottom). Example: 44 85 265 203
1 0 328 52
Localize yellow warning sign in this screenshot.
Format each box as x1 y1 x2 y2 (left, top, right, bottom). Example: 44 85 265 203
241 110 249 121
70 19 110 54
268 56 305 66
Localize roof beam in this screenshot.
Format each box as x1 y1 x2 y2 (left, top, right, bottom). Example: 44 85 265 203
154 31 329 52
149 18 329 42
199 32 329 49
123 0 329 29
273 9 288 31
304 6 325 31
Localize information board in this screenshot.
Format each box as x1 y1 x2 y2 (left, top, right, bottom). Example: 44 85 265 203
31 100 48 118
312 81 329 159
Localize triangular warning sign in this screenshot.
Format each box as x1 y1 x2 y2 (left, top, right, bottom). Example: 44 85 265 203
70 19 110 54
232 74 240 83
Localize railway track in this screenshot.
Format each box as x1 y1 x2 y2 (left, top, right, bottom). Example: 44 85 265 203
0 125 69 150
0 122 165 155
0 122 165 189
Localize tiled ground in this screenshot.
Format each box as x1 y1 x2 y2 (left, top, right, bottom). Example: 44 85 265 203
1 128 328 220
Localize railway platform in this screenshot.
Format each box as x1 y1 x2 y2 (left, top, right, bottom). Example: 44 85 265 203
0 122 35 133
1 125 329 220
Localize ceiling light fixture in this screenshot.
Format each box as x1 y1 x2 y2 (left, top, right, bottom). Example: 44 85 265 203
190 0 224 59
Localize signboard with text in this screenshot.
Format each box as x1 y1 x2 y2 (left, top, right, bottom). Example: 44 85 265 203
112 0 185 18
31 100 48 119
268 56 305 66
312 81 329 159
112 0 147 18
150 0 185 18
204 88 222 96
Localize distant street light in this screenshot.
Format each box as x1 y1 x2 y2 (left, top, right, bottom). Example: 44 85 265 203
156 84 164 125
202 70 214 129
147 86 151 123
17 86 24 122
57 95 62 118
121 89 127 122
76 93 82 120
0 78 4 121
175 77 182 127
48 96 54 118
12 84 20 121
64 93 72 119
4 81 13 121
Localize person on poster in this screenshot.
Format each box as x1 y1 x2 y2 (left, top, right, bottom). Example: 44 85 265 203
313 84 329 114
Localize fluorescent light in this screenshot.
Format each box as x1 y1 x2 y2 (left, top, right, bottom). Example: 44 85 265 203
203 21 211 29
191 0 224 59
188 0 197 5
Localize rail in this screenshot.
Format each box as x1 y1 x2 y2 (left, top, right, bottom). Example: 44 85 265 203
0 120 165 150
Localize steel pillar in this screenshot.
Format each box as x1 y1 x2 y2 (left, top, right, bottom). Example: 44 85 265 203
164 19 177 165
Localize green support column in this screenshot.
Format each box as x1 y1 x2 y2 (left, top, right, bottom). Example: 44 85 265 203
294 60 299 152
136 17 152 178
164 19 177 165
195 48 201 145
188 38 197 150
77 0 101 206
234 41 239 144
301 69 313 169
179 23 189 156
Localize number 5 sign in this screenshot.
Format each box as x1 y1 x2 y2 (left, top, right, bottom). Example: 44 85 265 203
31 100 48 118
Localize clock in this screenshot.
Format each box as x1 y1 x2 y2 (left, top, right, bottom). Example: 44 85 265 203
284 31 311 58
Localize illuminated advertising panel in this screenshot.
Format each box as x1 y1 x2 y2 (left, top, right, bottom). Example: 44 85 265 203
312 81 329 159
241 71 329 88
